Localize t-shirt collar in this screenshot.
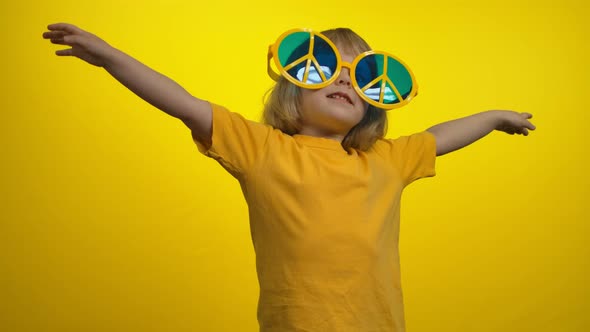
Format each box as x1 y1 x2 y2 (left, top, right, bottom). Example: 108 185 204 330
293 134 348 152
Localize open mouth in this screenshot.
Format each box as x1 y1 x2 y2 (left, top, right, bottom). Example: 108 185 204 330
327 92 353 105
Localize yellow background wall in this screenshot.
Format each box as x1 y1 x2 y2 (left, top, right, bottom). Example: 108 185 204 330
1 0 588 331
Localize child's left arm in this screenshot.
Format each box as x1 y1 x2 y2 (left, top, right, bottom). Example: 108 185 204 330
426 110 536 156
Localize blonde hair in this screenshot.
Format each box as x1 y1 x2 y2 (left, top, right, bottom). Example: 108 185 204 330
262 28 388 151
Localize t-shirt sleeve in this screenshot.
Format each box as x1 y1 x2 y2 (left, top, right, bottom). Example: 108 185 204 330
193 103 272 178
380 131 437 186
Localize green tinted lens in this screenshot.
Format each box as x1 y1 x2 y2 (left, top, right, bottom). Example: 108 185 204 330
358 53 413 105
277 31 311 67
358 54 397 104
385 56 413 102
277 31 338 86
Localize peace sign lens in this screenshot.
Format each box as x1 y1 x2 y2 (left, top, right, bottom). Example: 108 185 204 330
353 52 416 107
278 31 338 86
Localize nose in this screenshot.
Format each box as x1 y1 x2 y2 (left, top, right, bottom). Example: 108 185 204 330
335 67 352 87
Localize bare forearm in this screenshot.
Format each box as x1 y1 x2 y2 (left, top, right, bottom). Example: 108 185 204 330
427 110 535 156
44 23 213 142
102 47 197 121
427 111 501 156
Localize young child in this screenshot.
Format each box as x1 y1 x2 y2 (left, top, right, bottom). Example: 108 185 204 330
43 23 535 332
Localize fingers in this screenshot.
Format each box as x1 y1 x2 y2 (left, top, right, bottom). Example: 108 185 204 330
43 23 85 45
45 33 81 46
521 118 536 131
42 30 67 39
518 112 536 131
55 49 73 56
47 23 81 34
507 125 530 136
44 24 79 56
501 123 533 136
45 32 67 45
520 112 533 119
44 23 97 49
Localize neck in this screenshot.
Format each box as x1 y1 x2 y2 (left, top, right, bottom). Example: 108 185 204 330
297 127 346 142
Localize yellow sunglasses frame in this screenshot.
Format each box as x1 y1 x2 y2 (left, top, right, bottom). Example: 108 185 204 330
267 28 419 110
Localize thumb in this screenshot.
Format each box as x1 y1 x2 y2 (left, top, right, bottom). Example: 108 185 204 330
520 112 533 119
56 49 73 56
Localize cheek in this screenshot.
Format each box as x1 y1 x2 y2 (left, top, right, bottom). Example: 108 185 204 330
299 90 314 113
299 91 322 121
360 102 369 115
300 89 314 102
301 89 326 109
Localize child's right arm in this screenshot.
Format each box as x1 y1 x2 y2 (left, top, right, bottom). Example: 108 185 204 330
42 23 212 146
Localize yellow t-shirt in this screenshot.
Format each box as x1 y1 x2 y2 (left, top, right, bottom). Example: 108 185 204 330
195 103 436 332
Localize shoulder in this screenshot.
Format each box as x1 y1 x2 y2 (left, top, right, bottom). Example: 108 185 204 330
371 131 435 153
209 103 279 134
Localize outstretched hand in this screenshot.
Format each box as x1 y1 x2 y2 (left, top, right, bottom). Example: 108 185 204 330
42 23 113 67
495 111 536 136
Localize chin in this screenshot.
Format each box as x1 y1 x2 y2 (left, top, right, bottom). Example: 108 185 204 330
328 115 364 134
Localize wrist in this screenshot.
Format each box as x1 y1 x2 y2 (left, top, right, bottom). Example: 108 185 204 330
488 110 509 130
102 46 126 69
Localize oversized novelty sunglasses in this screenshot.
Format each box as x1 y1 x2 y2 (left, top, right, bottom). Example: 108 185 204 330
267 28 418 110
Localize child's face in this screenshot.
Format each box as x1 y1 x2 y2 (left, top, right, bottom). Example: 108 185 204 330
299 46 369 137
